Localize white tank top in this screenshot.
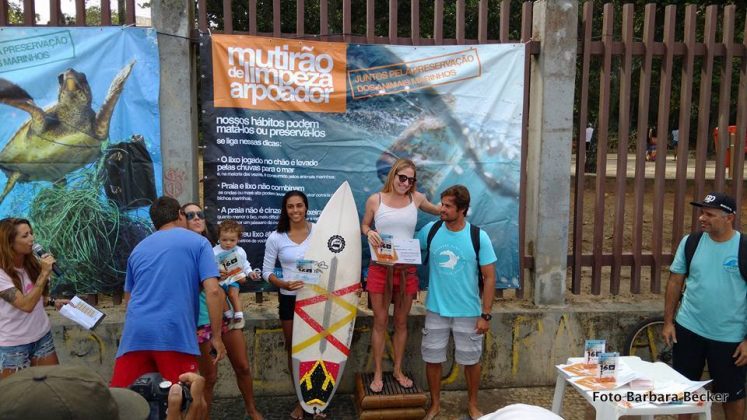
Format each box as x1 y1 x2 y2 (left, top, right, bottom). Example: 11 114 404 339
373 194 418 239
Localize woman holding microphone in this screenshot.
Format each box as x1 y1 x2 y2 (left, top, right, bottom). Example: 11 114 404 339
0 218 67 378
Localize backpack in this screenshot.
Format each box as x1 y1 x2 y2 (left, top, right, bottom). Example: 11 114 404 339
683 231 747 281
102 135 157 210
424 220 484 289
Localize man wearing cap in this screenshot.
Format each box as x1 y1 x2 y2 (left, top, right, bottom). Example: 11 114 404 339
663 192 747 420
0 365 206 420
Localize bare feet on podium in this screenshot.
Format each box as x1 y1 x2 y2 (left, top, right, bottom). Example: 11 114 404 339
423 405 440 420
393 371 414 389
369 373 384 393
467 404 483 420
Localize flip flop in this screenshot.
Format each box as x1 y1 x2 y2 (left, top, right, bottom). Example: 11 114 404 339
369 377 384 393
393 373 414 389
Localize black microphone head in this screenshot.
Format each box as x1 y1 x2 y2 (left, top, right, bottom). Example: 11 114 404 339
32 243 45 257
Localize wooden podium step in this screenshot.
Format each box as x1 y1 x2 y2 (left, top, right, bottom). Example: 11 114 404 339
355 372 427 419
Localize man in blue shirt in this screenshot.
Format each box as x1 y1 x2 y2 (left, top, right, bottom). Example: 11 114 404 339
663 192 747 420
418 185 497 420
111 196 226 387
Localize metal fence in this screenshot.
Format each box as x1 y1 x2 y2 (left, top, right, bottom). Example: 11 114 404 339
0 0 138 25
572 2 746 295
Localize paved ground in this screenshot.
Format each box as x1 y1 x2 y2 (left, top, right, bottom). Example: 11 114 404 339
211 386 729 419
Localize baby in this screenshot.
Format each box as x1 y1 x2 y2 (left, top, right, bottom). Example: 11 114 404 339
213 220 260 329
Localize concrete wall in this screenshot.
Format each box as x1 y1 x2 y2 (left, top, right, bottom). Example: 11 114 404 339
526 0 578 305
50 302 662 396
152 0 200 203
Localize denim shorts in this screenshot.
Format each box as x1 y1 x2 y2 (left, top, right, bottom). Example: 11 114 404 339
0 330 56 371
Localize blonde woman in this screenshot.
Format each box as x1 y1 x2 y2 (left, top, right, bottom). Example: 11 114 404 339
361 158 440 392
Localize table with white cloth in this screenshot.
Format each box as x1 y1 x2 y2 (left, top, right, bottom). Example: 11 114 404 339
551 356 712 420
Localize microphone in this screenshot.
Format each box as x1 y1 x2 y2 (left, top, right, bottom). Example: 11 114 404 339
32 244 62 277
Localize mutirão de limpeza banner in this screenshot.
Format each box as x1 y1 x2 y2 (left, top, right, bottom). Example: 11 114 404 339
202 35 523 289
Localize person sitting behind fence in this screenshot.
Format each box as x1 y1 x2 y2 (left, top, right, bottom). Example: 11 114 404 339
646 126 658 161
213 219 260 330
671 129 679 159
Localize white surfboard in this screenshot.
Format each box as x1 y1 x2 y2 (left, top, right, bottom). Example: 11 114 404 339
291 181 361 415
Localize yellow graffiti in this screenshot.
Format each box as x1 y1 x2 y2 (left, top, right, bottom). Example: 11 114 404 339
88 333 104 365
62 328 105 365
511 316 543 376
252 327 283 386
442 362 461 385
299 359 336 393
441 329 493 385
550 314 574 367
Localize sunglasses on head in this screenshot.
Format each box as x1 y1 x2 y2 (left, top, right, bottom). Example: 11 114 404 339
184 210 205 221
396 174 416 185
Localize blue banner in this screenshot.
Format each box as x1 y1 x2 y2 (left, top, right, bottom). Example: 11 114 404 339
202 35 523 289
0 27 162 294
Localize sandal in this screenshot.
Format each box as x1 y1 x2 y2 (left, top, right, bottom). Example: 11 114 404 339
369 377 384 393
393 372 413 389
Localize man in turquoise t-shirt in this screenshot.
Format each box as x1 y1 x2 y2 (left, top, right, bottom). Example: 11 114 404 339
417 185 497 420
663 192 747 420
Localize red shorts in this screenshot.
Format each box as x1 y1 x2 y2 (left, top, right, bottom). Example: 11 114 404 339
366 263 418 296
110 350 198 387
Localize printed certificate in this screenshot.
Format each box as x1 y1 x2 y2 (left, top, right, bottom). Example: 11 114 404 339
370 238 422 265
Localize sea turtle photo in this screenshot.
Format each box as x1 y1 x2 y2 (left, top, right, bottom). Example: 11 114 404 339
0 61 135 204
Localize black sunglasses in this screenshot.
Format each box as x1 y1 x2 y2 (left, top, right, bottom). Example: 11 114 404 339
184 210 205 221
396 174 416 185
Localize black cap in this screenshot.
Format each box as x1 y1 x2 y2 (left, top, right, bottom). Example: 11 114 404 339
690 192 737 214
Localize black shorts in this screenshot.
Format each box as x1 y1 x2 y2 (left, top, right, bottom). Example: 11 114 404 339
673 322 746 402
278 293 297 321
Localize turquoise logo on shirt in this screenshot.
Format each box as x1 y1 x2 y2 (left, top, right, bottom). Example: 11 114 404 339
723 257 739 274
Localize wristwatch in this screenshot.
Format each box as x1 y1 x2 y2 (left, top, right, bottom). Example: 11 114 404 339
480 313 492 321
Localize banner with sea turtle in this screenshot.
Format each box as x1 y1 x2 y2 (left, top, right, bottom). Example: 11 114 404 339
201 35 523 289
0 27 161 295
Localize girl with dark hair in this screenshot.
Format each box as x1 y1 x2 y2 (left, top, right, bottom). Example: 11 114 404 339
0 218 68 378
261 190 314 420
361 158 440 392
183 204 264 420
